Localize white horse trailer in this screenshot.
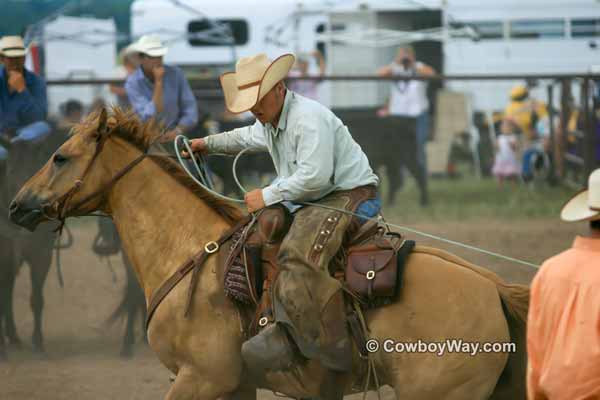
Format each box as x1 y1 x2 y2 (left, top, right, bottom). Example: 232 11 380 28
130 0 600 111
130 0 327 73
444 0 600 111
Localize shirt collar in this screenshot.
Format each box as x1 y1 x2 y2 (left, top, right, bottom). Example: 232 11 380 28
266 89 293 136
573 236 600 252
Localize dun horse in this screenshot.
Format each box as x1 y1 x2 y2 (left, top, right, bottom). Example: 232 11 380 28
9 108 529 400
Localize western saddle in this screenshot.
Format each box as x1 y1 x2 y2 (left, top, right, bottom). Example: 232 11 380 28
222 204 415 356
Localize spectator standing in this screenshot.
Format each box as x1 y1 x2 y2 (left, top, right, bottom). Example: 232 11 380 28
527 168 600 400
492 118 521 187
377 45 435 206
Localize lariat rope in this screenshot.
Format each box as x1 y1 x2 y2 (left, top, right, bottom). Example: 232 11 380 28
174 136 540 269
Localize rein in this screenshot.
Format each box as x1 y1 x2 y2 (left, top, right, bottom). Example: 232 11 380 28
39 127 251 329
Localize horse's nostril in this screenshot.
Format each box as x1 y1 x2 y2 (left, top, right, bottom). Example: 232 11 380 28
9 200 19 213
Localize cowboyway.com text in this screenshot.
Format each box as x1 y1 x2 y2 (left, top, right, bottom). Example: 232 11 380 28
365 338 516 356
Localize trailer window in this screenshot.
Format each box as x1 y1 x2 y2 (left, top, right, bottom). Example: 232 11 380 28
571 19 600 38
464 21 503 40
188 19 249 46
509 19 565 39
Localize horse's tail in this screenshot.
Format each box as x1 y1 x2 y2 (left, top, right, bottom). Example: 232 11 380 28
488 287 528 400
495 281 529 324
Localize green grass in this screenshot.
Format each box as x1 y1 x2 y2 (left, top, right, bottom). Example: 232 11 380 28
380 172 575 224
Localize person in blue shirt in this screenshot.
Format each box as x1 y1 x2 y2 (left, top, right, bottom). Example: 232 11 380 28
0 36 51 161
125 35 198 144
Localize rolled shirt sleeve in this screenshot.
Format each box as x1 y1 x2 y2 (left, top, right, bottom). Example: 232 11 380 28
125 77 158 121
262 117 334 206
205 122 268 155
176 68 198 128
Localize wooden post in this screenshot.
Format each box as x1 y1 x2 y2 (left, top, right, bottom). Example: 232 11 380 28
582 78 595 178
547 83 556 180
557 79 570 179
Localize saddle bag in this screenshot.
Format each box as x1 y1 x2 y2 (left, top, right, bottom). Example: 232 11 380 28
345 231 414 304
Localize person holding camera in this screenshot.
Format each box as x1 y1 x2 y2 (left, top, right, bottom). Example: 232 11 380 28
377 45 435 206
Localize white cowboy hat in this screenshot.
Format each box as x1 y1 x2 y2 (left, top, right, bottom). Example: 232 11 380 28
220 53 295 114
561 168 600 222
134 35 168 57
0 36 26 58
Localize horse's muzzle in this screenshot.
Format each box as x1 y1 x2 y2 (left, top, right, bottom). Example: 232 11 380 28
8 192 46 232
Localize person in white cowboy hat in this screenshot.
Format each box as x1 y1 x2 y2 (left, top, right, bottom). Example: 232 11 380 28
0 35 51 162
125 35 198 143
526 168 600 400
184 52 380 379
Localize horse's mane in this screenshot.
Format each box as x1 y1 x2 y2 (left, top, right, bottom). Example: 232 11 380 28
76 107 245 224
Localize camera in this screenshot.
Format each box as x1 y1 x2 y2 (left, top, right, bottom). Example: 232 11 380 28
401 57 413 69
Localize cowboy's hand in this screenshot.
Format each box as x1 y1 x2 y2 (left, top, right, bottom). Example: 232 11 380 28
8 71 26 93
181 138 208 158
153 66 165 81
244 189 265 213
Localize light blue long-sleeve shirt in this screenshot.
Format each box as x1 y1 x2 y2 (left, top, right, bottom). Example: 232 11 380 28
0 66 47 132
205 90 379 206
125 65 198 130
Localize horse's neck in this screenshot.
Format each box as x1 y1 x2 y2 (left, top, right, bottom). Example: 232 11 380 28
106 150 232 301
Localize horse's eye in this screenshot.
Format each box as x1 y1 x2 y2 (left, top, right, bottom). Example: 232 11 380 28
53 153 68 165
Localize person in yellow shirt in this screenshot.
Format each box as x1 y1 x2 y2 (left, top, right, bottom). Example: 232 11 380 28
505 85 550 181
505 85 548 142
527 168 600 399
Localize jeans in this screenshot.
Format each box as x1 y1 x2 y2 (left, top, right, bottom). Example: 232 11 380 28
415 111 430 175
0 121 52 161
355 196 381 224
282 195 381 223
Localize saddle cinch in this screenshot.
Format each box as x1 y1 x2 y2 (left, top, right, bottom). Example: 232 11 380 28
223 204 415 350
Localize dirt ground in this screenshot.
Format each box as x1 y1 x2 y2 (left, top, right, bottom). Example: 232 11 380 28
1 218 582 399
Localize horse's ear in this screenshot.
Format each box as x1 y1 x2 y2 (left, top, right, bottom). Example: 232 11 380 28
96 107 109 139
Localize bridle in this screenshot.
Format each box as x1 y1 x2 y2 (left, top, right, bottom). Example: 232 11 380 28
43 126 152 233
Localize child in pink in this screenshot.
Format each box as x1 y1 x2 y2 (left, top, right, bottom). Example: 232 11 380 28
492 118 521 186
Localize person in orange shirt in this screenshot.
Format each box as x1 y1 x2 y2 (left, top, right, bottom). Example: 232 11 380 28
527 168 600 400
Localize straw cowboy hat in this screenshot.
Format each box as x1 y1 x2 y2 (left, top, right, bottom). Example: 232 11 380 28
220 53 295 113
561 168 600 222
133 35 168 57
0 36 27 58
